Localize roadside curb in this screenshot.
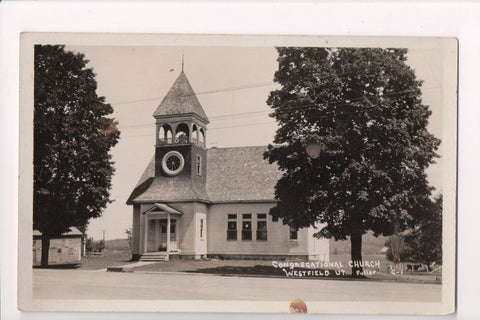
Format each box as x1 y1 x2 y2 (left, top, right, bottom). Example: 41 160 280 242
123 269 441 285
106 261 158 273
106 266 135 272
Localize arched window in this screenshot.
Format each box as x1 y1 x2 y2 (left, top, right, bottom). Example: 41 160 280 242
199 128 205 147
175 123 189 144
158 126 165 143
159 124 173 144
166 128 173 144
192 124 199 145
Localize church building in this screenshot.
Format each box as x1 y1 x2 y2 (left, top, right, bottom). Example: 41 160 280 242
127 71 330 261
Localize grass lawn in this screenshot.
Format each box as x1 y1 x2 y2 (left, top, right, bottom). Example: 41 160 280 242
45 236 441 284
133 256 441 284
78 238 133 270
135 259 271 273
78 249 133 270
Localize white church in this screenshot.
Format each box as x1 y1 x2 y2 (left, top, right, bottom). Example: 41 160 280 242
127 71 330 261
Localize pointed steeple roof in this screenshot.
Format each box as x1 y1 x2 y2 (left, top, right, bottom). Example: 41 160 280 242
153 71 209 123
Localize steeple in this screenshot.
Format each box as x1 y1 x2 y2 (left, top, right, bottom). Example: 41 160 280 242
153 70 209 181
153 72 209 124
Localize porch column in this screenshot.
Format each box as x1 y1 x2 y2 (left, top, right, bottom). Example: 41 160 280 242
166 213 171 253
144 216 148 253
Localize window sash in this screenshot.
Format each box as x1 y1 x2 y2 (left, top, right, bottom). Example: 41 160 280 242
170 220 176 241
227 216 237 240
242 220 252 240
242 230 252 241
227 230 237 240
196 155 202 175
289 226 298 240
257 213 267 219
256 219 267 241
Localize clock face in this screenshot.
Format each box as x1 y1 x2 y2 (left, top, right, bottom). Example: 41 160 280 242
162 151 185 176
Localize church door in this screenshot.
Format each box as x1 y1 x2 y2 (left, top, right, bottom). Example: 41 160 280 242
146 218 178 252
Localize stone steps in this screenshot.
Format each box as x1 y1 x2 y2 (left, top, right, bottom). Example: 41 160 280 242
139 253 169 262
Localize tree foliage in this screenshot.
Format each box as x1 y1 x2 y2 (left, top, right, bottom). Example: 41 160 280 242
125 228 134 253
264 47 440 274
34 45 120 266
385 195 442 270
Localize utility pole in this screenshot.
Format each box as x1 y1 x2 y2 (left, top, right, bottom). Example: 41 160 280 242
102 230 106 253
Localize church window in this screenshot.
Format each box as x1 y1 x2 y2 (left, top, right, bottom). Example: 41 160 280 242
256 213 267 241
200 218 204 239
196 155 202 175
166 128 173 144
159 126 165 142
242 214 252 241
199 128 205 147
192 124 199 145
289 226 298 240
227 214 237 240
170 219 177 241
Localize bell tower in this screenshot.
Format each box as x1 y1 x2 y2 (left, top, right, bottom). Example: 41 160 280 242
152 71 209 187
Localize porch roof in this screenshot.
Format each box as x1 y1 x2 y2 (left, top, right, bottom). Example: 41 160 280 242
141 203 183 215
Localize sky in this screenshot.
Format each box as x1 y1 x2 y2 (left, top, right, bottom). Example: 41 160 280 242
65 44 446 240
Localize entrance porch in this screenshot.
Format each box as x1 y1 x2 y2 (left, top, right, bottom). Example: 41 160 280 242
140 203 183 261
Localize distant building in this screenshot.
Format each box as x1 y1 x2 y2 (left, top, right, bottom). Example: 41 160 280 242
127 71 330 261
33 227 82 266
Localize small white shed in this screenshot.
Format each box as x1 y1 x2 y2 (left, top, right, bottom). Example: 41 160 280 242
33 227 82 266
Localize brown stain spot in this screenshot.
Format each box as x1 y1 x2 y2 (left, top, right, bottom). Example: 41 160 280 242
393 253 401 264
289 299 307 313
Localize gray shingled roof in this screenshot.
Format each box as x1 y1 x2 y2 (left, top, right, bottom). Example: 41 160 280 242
127 146 283 204
153 72 209 122
206 146 283 202
130 175 209 203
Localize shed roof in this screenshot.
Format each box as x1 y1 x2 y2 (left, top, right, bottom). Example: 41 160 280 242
153 71 209 123
127 146 283 204
142 203 183 215
33 227 82 237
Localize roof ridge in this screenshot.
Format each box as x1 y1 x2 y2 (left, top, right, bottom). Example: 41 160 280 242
207 145 268 150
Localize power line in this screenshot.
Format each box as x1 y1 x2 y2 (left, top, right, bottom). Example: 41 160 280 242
118 85 441 130
209 121 274 130
109 69 440 107
210 110 270 120
120 87 433 137
119 110 272 130
111 81 277 106
122 121 276 138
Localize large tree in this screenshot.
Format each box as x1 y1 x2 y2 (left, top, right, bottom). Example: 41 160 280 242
34 45 120 267
264 47 440 276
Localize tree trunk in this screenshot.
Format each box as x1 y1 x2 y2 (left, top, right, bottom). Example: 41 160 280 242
40 234 50 268
350 231 363 277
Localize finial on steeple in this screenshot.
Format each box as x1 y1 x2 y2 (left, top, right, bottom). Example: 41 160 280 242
182 54 184 72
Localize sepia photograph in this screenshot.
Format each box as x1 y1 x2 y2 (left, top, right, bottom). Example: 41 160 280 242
17 33 457 314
